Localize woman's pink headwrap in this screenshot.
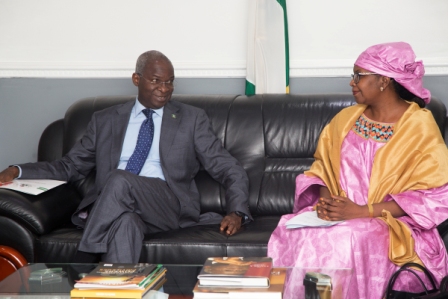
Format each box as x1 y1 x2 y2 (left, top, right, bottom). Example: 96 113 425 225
355 42 431 103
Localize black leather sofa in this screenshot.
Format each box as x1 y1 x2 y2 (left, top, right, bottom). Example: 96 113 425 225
1 93 448 265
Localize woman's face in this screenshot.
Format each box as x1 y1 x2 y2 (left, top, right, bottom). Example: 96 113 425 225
350 66 382 105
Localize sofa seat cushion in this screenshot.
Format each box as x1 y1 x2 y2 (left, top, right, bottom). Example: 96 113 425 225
34 216 280 264
35 226 82 263
142 216 280 263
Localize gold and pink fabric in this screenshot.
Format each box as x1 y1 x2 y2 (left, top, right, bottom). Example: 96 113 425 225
268 103 448 299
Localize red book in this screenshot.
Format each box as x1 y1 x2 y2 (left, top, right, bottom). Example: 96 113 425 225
197 257 273 287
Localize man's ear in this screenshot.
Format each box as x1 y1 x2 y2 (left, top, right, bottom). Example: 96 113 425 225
132 73 140 86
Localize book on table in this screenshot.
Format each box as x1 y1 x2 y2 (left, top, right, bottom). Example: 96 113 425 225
70 263 167 298
70 277 166 299
197 257 273 287
73 262 158 289
193 267 286 299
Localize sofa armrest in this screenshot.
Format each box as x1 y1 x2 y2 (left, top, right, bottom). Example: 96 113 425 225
0 183 81 235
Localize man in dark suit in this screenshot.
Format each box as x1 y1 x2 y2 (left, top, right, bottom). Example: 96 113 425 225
0 50 251 263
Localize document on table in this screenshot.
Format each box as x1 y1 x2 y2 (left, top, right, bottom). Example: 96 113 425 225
0 179 66 195
285 211 344 229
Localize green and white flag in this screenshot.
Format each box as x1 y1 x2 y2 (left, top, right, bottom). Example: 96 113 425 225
245 0 290 95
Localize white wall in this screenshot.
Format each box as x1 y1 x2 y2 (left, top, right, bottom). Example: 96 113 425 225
1 0 448 168
1 0 447 78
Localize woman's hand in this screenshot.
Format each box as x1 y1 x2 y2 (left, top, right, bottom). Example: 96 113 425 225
316 195 367 221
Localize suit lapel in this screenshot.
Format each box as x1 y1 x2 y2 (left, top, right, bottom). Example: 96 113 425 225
160 101 181 162
110 101 134 169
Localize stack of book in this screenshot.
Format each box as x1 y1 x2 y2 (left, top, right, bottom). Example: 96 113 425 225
70 262 167 299
193 257 286 299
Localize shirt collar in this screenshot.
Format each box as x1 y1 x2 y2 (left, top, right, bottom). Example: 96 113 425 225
133 98 164 118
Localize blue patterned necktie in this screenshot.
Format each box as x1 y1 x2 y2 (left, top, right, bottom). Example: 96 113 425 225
125 108 154 175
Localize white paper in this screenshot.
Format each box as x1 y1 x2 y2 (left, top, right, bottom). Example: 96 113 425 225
145 290 169 299
0 179 66 195
285 211 344 229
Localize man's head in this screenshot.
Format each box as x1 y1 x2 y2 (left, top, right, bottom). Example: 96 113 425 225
132 50 175 109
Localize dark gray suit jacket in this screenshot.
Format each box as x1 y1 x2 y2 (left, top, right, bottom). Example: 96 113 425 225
19 100 250 228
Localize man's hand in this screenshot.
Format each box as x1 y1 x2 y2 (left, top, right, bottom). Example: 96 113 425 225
0 166 19 184
219 212 242 235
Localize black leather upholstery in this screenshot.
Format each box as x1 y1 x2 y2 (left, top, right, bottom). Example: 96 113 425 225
0 93 447 264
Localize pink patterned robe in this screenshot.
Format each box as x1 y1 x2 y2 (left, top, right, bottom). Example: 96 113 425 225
268 128 448 299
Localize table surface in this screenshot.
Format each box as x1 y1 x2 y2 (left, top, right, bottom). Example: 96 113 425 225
0 263 353 299
0 263 201 298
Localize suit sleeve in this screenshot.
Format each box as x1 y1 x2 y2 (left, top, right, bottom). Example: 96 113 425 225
192 110 252 219
18 113 99 182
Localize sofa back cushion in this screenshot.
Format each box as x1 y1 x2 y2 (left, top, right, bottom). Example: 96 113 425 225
226 94 355 216
63 96 135 154
233 94 446 216
56 94 447 217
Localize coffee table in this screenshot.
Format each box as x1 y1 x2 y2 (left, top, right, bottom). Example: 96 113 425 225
0 263 352 298
0 263 200 299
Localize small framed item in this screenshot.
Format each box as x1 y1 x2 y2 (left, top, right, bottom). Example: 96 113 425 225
29 268 66 284
303 272 332 299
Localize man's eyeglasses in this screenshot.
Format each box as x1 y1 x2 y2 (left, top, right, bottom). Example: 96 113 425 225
137 73 174 88
351 72 378 84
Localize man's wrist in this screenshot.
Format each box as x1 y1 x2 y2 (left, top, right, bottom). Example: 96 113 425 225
233 211 244 217
7 165 20 179
233 211 249 223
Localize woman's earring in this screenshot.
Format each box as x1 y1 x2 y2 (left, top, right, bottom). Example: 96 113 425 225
380 87 384 91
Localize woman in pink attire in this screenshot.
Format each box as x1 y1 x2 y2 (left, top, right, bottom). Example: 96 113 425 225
268 42 448 299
